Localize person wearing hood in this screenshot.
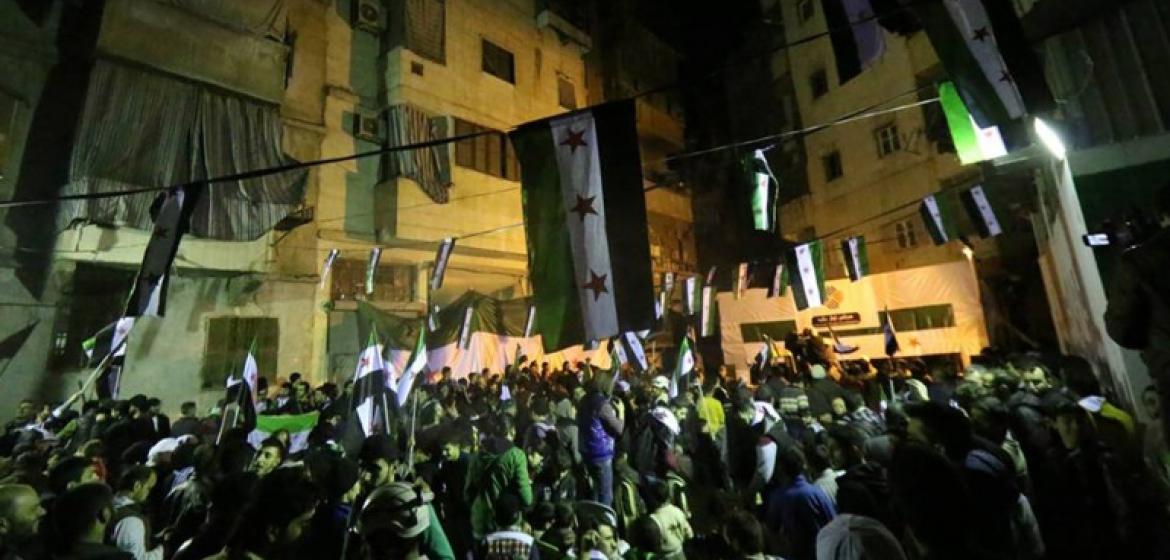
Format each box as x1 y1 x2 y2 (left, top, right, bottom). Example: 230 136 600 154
466 414 533 541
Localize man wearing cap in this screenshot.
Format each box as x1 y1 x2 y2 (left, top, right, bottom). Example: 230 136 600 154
359 481 456 560
577 377 624 507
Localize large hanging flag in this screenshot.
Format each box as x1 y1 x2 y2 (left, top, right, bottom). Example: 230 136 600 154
910 0 1049 129
747 149 778 231
939 81 1007 165
125 184 203 317
365 247 382 295
841 236 869 282
919 194 958 246
396 324 427 407
352 331 391 436
768 264 788 298
429 238 455 291
959 185 1003 238
670 335 695 399
823 0 886 84
883 307 901 356
510 100 655 352
248 412 318 454
788 241 826 311
319 249 340 290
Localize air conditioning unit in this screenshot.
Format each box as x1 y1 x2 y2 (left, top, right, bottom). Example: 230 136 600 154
353 110 383 143
353 0 383 33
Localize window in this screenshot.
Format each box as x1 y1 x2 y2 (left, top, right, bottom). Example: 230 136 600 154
799 0 815 22
896 219 919 250
54 263 136 371
201 317 279 389
329 259 416 302
809 69 829 99
401 0 446 63
875 124 903 157
557 74 577 110
482 39 515 84
454 118 520 180
822 150 843 182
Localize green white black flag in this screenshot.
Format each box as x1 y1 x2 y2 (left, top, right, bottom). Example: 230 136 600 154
788 241 826 311
365 247 382 295
768 264 788 298
125 184 203 317
670 336 695 399
748 149 778 231
841 236 869 282
684 276 699 316
959 185 1002 238
939 81 1006 165
919 194 957 246
429 238 455 291
395 323 427 406
510 100 655 352
700 267 717 338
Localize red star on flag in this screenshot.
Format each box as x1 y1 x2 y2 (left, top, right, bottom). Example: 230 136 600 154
582 271 609 301
570 195 598 221
560 128 587 154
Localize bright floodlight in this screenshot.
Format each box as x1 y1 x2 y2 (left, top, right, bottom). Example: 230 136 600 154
1034 118 1066 160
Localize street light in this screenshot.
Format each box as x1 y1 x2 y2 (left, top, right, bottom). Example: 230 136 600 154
1034 117 1067 160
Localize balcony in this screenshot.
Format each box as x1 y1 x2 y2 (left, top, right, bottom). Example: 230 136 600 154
536 0 592 52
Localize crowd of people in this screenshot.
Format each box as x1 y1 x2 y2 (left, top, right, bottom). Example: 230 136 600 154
2 343 1169 560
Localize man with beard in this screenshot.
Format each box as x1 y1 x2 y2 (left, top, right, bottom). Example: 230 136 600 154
0 484 46 559
212 469 318 559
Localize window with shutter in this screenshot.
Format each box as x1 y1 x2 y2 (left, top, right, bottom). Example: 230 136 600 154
200 317 278 389
482 39 515 84
328 259 416 303
404 0 445 63
452 117 519 181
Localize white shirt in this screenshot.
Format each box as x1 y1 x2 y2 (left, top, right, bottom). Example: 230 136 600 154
111 495 164 560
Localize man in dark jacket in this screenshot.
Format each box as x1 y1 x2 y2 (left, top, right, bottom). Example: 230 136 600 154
576 378 623 507
1105 183 1170 447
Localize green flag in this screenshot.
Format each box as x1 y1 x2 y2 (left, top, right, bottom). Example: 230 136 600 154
841 236 869 282
670 336 695 399
788 241 826 311
940 81 1007 165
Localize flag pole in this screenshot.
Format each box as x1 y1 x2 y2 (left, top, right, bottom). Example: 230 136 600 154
406 385 420 474
53 340 124 416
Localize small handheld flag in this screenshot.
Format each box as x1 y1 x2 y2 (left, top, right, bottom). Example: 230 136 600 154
365 247 383 295
396 323 427 407
827 325 859 354
621 331 649 372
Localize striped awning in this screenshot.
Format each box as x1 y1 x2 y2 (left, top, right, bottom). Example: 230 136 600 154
382 104 452 204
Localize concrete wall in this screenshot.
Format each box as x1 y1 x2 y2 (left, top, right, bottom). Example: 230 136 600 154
777 1 968 278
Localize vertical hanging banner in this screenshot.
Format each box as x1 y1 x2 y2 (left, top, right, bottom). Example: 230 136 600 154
748 149 779 231
365 247 383 295
699 267 717 338
510 100 655 352
458 306 474 350
919 194 957 246
523 304 536 338
684 276 699 316
429 237 456 291
125 184 204 317
788 241 826 311
735 263 749 299
319 249 340 290
959 185 1003 238
841 236 870 282
768 263 788 298
427 304 441 332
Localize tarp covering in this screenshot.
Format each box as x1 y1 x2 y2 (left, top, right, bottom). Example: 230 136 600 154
56 60 307 241
719 260 990 368
356 294 611 377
